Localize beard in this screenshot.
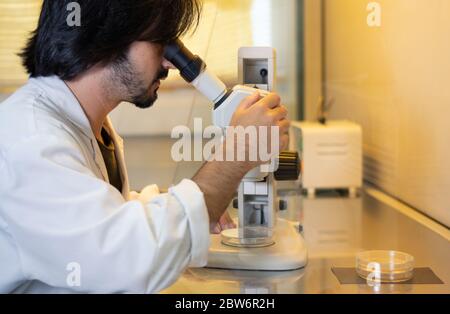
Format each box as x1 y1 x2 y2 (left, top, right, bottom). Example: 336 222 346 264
111 56 168 109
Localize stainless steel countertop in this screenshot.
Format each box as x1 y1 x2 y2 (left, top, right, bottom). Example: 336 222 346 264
124 136 450 294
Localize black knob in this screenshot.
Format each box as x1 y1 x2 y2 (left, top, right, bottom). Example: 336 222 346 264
279 199 288 211
260 68 268 78
274 151 301 181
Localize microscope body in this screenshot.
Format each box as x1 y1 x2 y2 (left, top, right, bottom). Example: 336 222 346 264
212 47 278 247
164 40 301 250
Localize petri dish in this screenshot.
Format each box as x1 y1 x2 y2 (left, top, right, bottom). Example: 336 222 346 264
221 228 274 248
356 250 415 283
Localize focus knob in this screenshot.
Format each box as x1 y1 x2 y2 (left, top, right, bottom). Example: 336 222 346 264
274 151 301 181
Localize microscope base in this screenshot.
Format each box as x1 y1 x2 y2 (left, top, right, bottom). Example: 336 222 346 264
206 218 308 271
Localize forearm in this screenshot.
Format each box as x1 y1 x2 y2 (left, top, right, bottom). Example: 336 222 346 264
192 159 250 225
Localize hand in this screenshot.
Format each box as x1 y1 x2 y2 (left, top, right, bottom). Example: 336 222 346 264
227 91 290 168
210 211 236 234
193 92 290 228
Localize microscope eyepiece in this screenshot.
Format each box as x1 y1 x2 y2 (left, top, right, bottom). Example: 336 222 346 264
164 39 205 83
163 39 228 104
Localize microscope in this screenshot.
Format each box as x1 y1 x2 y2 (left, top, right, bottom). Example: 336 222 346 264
165 40 307 270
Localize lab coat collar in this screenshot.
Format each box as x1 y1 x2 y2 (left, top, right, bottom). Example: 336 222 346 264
30 76 95 141
29 76 130 199
30 76 108 182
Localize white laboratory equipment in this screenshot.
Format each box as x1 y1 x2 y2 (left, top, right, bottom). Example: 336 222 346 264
164 40 307 270
290 120 363 198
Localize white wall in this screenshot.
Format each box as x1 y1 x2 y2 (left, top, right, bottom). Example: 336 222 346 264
309 0 450 227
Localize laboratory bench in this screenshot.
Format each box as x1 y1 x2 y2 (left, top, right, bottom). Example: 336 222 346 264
124 136 450 294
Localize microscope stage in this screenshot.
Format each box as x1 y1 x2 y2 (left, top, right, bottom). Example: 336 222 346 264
206 218 308 271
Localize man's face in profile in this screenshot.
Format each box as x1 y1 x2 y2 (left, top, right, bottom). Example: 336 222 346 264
110 42 170 109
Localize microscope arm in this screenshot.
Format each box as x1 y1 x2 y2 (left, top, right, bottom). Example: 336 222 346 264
164 39 269 129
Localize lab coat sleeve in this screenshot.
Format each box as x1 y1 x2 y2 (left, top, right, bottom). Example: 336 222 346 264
129 184 161 204
1 133 210 293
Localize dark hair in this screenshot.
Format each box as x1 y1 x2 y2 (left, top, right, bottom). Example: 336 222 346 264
20 0 202 80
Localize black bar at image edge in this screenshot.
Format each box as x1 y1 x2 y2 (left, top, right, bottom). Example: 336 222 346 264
0 294 448 312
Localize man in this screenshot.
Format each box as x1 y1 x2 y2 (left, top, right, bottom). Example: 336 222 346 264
0 0 289 293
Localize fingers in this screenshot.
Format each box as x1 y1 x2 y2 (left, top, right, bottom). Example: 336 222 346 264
280 133 289 151
210 212 236 234
238 91 261 110
278 118 290 150
258 92 281 109
270 105 288 121
219 211 236 229
239 92 281 112
210 223 221 234
278 118 291 133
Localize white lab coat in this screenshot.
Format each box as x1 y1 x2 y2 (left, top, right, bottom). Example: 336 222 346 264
0 76 210 293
